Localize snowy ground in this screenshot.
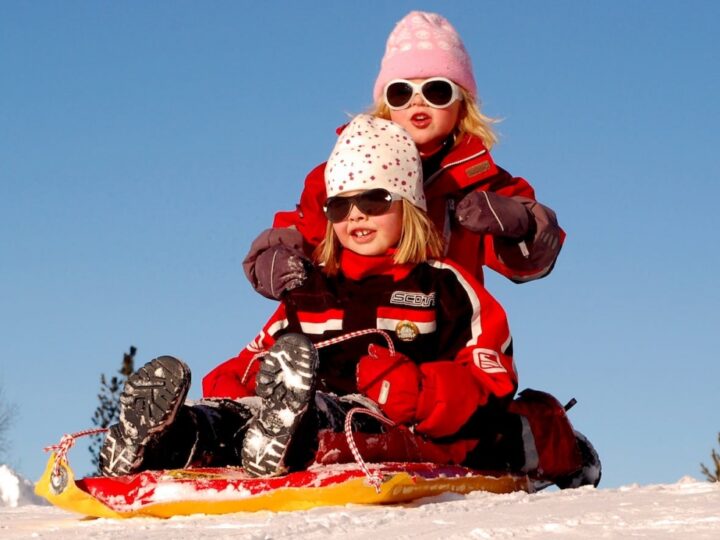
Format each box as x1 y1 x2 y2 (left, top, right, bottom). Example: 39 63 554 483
2 465 720 539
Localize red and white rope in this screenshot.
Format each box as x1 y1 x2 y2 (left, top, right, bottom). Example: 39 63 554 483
43 328 398 489
316 328 395 355
252 328 397 488
343 407 396 492
43 427 109 479
320 330 396 489
240 351 267 384
241 328 393 385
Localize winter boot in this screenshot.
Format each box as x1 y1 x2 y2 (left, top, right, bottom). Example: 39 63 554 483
554 431 602 489
99 355 191 477
241 333 319 477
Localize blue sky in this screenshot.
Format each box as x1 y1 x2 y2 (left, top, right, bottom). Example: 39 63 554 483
1 1 718 489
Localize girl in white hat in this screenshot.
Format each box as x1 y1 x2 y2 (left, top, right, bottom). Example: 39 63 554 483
204 115 599 489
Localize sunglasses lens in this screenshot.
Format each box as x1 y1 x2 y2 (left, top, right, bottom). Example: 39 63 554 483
421 79 454 107
385 81 414 109
356 189 394 216
324 197 352 223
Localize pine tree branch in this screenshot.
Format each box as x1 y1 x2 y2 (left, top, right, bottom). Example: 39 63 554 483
0 385 17 459
700 433 720 482
89 346 137 474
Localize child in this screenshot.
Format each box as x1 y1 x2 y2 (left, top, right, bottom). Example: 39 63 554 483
123 115 596 488
244 11 565 302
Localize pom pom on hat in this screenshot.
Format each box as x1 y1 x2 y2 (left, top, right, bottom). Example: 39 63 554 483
373 11 477 102
325 115 426 211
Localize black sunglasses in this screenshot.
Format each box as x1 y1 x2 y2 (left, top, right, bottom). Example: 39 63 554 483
323 188 402 223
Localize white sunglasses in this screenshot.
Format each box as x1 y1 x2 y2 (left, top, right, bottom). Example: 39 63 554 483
383 77 463 110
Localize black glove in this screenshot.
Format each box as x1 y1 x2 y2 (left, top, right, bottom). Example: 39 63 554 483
456 191 535 239
243 228 309 299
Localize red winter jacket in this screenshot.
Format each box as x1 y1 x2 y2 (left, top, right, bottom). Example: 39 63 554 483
203 250 517 439
274 133 565 284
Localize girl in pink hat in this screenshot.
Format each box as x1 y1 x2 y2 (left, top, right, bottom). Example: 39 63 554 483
244 10 565 302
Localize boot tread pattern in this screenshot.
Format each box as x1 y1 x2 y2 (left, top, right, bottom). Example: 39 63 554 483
100 356 190 477
242 334 318 478
119 355 190 436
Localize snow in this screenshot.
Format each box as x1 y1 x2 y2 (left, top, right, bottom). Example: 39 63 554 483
0 465 46 508
2 464 720 539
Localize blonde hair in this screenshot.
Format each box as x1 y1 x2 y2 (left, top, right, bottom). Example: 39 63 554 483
314 199 444 276
368 87 498 150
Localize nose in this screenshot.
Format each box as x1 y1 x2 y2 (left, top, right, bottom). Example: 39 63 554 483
409 91 425 107
347 204 367 221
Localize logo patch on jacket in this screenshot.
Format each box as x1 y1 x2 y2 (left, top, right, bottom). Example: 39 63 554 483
390 291 436 307
473 349 507 374
395 320 420 341
376 306 436 340
465 161 491 178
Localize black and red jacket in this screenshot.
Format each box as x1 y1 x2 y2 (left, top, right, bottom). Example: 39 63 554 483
203 249 517 438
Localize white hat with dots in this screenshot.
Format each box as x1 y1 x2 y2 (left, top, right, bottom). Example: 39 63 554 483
325 114 426 210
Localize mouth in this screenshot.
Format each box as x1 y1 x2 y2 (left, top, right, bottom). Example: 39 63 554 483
349 228 376 243
410 112 432 128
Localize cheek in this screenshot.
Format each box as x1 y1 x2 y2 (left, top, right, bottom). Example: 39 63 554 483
389 109 412 129
375 212 403 244
434 106 461 133
332 222 347 241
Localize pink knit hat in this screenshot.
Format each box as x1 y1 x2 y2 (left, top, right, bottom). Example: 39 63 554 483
373 11 477 103
325 115 426 210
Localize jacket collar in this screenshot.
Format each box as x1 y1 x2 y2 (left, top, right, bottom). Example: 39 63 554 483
339 249 415 282
424 133 499 197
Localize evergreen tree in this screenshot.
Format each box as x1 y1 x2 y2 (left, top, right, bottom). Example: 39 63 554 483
88 346 136 473
700 433 720 482
0 383 17 461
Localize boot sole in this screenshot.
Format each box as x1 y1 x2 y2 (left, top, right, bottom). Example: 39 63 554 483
100 355 190 476
241 334 318 477
99 424 142 477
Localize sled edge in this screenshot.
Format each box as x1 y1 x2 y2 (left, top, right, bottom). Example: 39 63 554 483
35 453 127 518
35 455 531 518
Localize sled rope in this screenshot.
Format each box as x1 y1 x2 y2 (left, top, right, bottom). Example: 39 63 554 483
45 329 398 490
241 352 266 384
344 407 396 492
43 427 109 481
242 328 395 384
316 328 395 355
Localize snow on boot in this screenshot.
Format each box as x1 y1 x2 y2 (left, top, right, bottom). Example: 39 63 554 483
241 333 319 477
555 431 602 489
99 355 191 477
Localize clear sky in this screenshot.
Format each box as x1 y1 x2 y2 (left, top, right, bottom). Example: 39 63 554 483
1 1 718 489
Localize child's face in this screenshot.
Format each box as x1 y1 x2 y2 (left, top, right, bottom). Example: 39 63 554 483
389 79 462 156
332 194 404 257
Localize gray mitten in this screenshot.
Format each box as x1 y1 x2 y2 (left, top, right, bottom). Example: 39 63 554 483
243 228 309 299
456 191 535 239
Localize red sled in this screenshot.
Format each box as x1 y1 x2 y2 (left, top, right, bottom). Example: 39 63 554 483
36 454 530 518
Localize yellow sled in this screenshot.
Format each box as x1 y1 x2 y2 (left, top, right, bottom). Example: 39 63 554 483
36 452 530 518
